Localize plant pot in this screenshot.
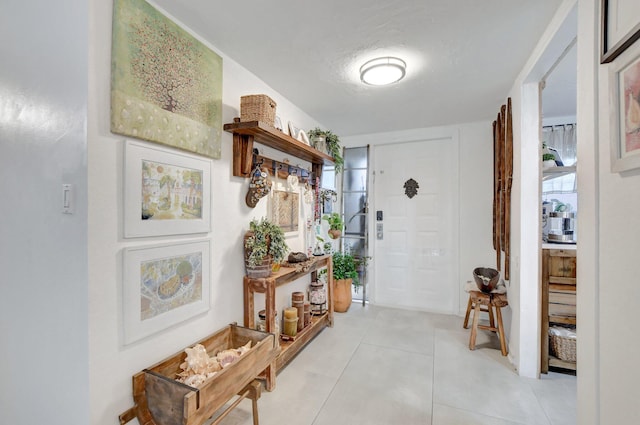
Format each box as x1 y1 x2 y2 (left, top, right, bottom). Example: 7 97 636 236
333 278 352 312
328 229 342 239
245 256 272 278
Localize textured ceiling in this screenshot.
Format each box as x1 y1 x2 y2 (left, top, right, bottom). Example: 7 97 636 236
152 0 565 136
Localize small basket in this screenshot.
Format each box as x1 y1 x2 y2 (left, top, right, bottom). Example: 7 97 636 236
549 333 576 362
241 94 277 126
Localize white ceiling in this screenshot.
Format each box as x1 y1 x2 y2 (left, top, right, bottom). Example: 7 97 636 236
152 0 566 136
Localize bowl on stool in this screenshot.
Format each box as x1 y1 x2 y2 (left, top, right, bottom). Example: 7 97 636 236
473 267 500 293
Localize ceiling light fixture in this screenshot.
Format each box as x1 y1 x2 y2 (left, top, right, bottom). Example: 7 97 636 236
359 57 407 86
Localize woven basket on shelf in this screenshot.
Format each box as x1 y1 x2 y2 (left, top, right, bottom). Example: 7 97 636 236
240 94 276 126
549 333 576 362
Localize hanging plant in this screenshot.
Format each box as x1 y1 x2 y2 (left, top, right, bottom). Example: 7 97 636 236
308 127 344 172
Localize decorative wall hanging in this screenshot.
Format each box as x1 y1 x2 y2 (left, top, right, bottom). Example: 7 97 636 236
124 140 211 238
122 239 210 344
111 0 223 158
609 37 640 172
246 164 271 208
492 98 513 280
270 190 300 234
403 178 419 199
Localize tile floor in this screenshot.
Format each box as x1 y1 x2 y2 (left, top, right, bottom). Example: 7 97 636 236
215 304 576 425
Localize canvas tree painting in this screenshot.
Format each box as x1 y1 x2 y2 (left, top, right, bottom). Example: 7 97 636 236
111 0 223 158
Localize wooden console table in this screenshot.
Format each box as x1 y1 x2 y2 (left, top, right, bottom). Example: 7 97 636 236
244 255 334 391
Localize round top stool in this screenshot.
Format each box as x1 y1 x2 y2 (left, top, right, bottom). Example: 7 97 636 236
465 290 508 356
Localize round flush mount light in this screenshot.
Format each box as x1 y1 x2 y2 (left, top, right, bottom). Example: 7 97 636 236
360 57 407 86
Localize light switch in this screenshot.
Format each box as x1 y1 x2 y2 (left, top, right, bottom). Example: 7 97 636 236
62 184 73 214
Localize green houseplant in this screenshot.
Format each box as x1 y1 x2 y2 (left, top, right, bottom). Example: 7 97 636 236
244 217 288 278
308 127 344 172
332 251 359 312
323 212 344 239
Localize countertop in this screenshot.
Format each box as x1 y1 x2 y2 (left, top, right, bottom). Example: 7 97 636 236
542 242 576 250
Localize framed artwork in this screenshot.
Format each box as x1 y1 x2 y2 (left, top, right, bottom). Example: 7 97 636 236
270 190 300 235
122 239 210 344
124 140 211 238
609 40 640 172
601 0 640 63
111 0 223 158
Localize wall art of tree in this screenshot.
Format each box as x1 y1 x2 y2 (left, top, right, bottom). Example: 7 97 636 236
129 16 213 124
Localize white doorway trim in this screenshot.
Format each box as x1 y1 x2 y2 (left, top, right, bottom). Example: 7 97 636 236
515 1 578 378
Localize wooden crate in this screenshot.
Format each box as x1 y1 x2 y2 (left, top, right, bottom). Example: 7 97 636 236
121 324 279 425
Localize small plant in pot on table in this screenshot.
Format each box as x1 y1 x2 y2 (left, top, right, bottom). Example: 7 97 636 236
332 251 359 312
244 218 288 278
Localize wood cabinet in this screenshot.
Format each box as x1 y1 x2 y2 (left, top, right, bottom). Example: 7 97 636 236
243 255 334 391
541 248 577 373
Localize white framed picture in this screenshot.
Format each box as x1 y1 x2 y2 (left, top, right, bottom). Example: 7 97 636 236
609 39 640 172
122 239 211 344
124 139 212 237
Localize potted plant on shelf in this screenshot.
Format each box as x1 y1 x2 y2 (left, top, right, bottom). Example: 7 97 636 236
331 251 359 312
244 217 288 278
308 127 344 172
542 153 557 169
323 212 344 239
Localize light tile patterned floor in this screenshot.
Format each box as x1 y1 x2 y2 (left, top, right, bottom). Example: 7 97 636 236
214 304 576 425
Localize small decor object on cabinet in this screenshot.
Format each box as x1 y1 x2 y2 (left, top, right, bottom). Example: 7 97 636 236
609 39 640 172
332 251 359 313
403 178 419 199
309 280 327 315
244 217 288 278
240 94 276 126
111 0 223 159
323 212 344 239
122 239 210 345
308 127 344 172
124 140 212 238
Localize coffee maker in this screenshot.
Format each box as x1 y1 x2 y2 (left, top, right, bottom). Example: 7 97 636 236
544 211 576 243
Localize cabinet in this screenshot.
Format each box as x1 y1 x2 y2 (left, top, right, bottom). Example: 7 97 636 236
541 248 577 372
243 255 334 391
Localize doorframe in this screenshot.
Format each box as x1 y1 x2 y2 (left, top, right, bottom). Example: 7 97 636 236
515 2 578 378
363 128 460 313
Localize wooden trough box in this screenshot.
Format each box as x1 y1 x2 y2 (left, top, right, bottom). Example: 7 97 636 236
120 324 279 425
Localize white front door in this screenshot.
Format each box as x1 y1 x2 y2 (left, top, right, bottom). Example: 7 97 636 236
373 138 459 313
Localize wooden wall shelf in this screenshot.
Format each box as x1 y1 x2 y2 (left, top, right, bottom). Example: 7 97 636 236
224 120 335 178
243 255 334 391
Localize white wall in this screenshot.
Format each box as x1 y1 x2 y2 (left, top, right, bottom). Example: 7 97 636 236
342 122 495 317
88 1 322 423
0 1 90 424
588 0 640 422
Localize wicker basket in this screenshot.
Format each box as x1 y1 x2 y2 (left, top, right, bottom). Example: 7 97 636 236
549 333 576 362
241 94 277 126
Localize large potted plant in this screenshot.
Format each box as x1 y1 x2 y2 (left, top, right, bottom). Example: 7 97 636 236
244 218 288 278
331 251 359 312
323 212 344 239
308 127 344 172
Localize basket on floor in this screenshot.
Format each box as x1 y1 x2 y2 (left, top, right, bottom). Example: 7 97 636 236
241 94 277 126
549 333 576 362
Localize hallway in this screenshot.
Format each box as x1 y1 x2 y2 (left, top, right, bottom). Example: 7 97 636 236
215 305 576 425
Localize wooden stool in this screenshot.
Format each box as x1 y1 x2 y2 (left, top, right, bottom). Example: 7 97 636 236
466 290 508 356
